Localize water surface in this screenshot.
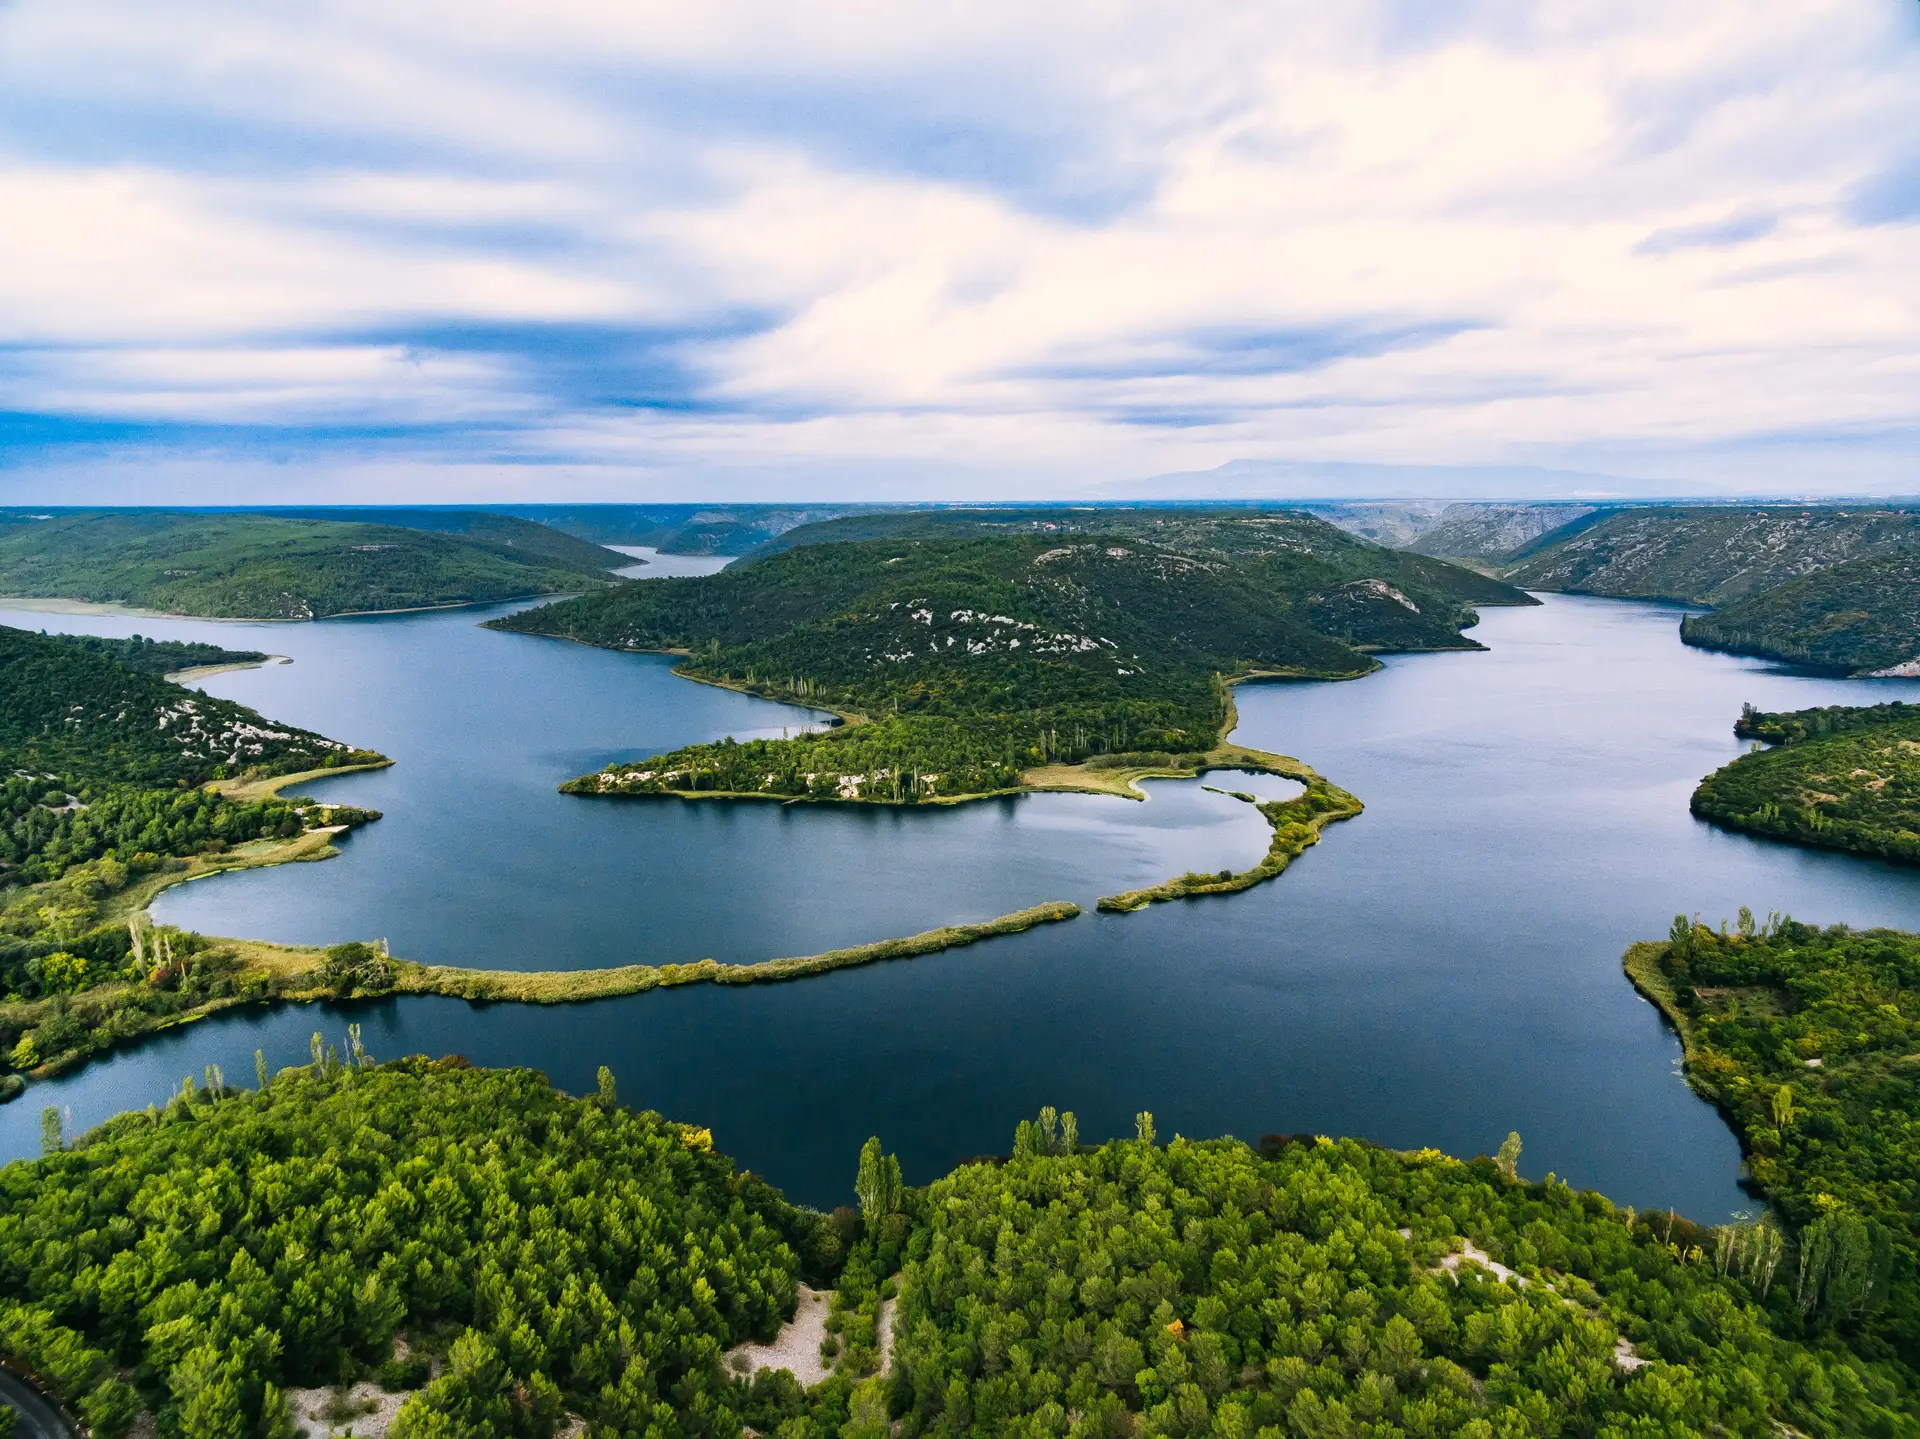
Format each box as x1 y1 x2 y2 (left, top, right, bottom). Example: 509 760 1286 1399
9 594 1920 1218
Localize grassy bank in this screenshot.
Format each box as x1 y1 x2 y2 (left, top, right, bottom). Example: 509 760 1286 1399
388 901 1080 1002
3 902 1081 1096
1095 766 1363 912
205 757 391 804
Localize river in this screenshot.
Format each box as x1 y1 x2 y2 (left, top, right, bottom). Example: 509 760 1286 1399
6 590 1920 1217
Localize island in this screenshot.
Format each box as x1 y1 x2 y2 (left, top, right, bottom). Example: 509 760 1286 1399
1691 701 1920 864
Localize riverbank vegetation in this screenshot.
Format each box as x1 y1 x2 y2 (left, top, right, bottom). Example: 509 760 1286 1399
0 509 624 619
1097 769 1362 911
496 518 1526 804
1692 701 1920 863
5 1064 1915 1439
0 901 1075 1093
0 626 385 1089
1624 914 1920 1370
388 902 1081 1003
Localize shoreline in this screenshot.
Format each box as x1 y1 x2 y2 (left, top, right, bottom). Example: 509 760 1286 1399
387 902 1080 1003
166 654 293 683
0 590 580 624
4 901 1081 1095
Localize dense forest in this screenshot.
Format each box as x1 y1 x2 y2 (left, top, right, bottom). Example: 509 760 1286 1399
1679 554 1920 675
497 519 1529 802
3 1052 1915 1438
1692 702 1920 863
0 511 623 619
1630 915 1920 1369
45 633 269 679
0 625 382 1018
0 1057 837 1438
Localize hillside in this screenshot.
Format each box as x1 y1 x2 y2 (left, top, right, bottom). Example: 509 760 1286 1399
496 502 876 553
0 511 622 619
42 633 268 679
2 1055 1914 1438
1501 505 1920 605
1691 701 1920 863
1405 502 1603 565
263 507 630 574
491 524 1526 801
1680 552 1920 675
0 622 385 926
748 507 1532 608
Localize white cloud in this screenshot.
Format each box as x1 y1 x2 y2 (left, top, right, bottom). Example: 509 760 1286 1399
0 0 1915 499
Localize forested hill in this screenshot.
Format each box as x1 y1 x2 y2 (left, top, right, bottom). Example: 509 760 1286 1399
0 625 360 787
0 625 383 888
0 510 624 619
492 525 1523 800
1680 552 1920 676
259 507 631 575
2 1054 1915 1439
1691 701 1920 864
1634 916 1920 1371
745 507 1532 611
1500 506 1920 606
46 633 268 680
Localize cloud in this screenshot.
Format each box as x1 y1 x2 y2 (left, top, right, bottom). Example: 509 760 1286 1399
0 0 1915 501
1635 212 1777 255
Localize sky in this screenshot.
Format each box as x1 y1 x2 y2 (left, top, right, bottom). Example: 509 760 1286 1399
1 0 1917 503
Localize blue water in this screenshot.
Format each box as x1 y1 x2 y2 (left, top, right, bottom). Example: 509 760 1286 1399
7 592 1920 1218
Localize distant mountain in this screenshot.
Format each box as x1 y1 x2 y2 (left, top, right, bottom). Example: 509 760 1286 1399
1500 506 1920 606
1404 503 1603 565
490 503 879 554
0 510 623 619
1680 553 1920 676
1101 457 1708 501
262 508 629 574
741 505 1532 609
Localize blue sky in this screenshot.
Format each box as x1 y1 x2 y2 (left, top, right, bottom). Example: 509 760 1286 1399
1 0 1917 502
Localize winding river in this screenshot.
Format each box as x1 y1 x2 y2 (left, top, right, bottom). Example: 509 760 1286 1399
6 589 1920 1218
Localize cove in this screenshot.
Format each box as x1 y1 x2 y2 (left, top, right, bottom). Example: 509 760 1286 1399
8 593 1920 1220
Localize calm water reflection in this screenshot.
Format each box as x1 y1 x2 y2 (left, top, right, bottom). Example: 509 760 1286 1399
7 593 1919 1217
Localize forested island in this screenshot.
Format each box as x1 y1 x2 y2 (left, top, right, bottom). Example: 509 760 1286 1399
1692 702 1920 863
3 999 1915 1439
0 510 626 619
491 511 1527 805
0 625 386 1091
